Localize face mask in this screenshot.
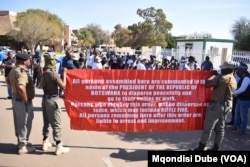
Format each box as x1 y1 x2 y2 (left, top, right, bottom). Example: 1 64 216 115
44 59 56 69
51 59 56 67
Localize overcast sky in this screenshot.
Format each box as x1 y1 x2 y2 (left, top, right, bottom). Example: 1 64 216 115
1 0 249 39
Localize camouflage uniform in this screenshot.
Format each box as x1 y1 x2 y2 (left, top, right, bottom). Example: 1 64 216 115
200 74 237 147
41 68 63 142
40 52 69 155
193 61 237 151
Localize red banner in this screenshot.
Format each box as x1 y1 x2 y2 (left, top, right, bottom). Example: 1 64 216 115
64 70 212 132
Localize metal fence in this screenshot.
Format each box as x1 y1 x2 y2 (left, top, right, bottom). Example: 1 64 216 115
231 51 250 71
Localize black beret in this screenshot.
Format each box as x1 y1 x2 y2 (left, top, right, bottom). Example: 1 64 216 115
16 53 30 60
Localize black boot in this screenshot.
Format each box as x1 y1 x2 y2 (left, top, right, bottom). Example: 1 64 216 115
192 142 206 151
207 144 219 151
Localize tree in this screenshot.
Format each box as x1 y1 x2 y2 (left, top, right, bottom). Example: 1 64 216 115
8 9 65 54
189 31 212 39
85 23 110 47
231 17 250 50
165 33 176 48
112 24 132 47
128 7 173 48
78 28 95 47
129 21 156 49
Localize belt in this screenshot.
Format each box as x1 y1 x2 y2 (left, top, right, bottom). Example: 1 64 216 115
14 98 22 102
13 98 32 102
44 94 58 99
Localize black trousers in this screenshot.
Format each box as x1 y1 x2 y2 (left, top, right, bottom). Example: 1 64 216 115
33 68 40 86
230 97 238 123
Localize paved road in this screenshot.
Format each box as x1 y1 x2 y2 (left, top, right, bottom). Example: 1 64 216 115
0 75 249 167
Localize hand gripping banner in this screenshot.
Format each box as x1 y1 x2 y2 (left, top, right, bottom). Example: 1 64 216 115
64 70 212 132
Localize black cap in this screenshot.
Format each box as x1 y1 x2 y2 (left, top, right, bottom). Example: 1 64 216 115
237 62 248 70
16 53 30 60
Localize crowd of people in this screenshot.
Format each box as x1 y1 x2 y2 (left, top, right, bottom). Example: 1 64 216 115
0 46 249 154
64 47 214 71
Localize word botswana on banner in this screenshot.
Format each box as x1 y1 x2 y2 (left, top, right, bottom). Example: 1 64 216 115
64 70 212 132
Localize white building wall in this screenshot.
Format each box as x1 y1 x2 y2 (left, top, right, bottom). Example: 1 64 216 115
205 42 234 69
152 46 161 58
176 41 204 66
177 40 234 69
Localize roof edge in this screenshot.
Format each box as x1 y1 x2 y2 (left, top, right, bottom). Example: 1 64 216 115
176 38 234 43
0 10 17 17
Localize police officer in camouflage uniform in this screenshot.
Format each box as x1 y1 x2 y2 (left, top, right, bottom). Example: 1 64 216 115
7 53 35 154
40 52 70 155
192 61 237 151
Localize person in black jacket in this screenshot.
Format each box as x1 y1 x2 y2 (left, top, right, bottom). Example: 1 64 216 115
201 56 213 71
1 51 15 99
32 50 41 87
230 62 250 136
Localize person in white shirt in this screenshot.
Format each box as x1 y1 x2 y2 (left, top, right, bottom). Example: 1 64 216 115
186 56 200 70
91 56 103 69
86 51 94 69
179 56 189 70
126 56 134 69
137 55 147 70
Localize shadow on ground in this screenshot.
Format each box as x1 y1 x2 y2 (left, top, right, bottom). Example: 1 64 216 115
109 148 177 161
0 143 17 154
110 149 150 161
107 130 250 151
0 143 56 155
67 145 177 162
107 131 201 150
